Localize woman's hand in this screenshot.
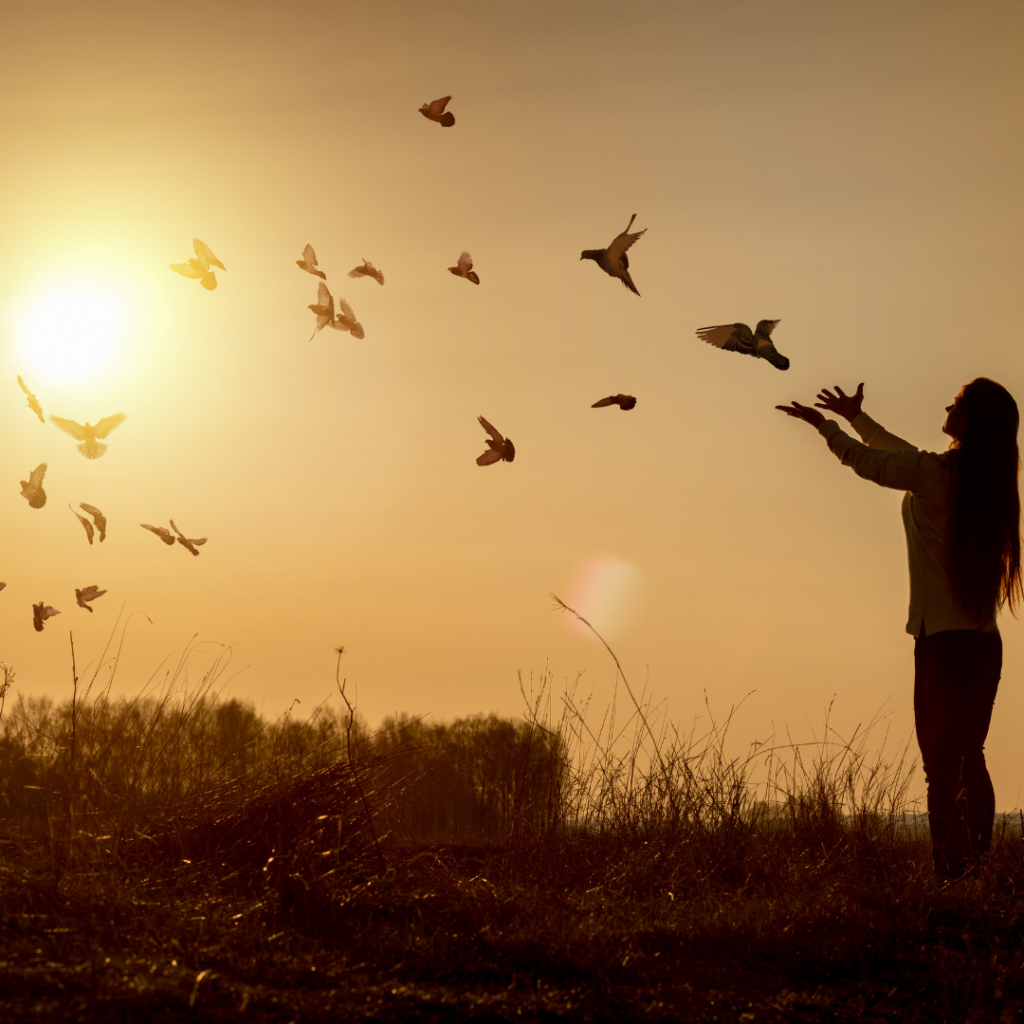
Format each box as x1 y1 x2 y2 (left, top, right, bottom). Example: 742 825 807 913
776 401 826 427
815 383 864 422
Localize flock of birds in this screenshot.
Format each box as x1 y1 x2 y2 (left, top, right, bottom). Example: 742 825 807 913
9 94 792 634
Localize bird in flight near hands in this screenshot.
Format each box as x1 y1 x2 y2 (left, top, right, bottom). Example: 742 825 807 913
477 416 515 466
348 259 384 285
49 412 127 459
17 376 45 423
580 214 646 296
296 244 327 279
171 519 207 557
170 238 226 290
20 463 47 508
696 320 789 371
331 297 365 339
419 95 455 127
592 394 637 410
75 585 107 612
449 252 480 285
32 601 60 632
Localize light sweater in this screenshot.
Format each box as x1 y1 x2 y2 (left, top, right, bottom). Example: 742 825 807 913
816 411 997 638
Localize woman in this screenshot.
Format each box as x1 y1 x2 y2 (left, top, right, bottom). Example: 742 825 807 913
778 379 1021 877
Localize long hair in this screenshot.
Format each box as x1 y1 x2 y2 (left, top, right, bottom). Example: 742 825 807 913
949 378 1023 623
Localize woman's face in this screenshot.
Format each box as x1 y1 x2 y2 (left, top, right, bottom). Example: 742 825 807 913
943 391 967 440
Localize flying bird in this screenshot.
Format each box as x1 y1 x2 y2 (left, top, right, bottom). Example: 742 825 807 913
32 601 60 632
419 95 455 127
331 297 365 339
169 238 226 291
75 585 107 612
476 416 515 466
308 280 336 340
49 413 127 459
20 463 47 508
17 376 45 423
80 503 107 541
70 504 95 544
296 244 327 279
449 252 480 285
580 214 646 296
171 519 207 557
696 320 789 371
141 523 175 545
592 394 637 411
348 259 384 286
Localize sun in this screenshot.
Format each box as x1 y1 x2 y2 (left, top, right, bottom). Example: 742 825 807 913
16 282 128 385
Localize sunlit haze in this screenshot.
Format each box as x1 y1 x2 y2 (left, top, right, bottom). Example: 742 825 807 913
1 1 1023 809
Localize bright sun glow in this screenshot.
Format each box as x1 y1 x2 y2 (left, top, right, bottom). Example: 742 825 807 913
16 284 127 384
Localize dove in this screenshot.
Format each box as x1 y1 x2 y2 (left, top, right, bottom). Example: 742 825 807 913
20 463 47 508
17 376 45 423
308 280 336 340
448 252 480 285
476 416 515 466
348 259 384 286
79 503 107 542
171 519 207 557
696 319 789 371
592 394 637 411
70 504 95 544
419 95 455 127
296 244 327 279
330 297 365 339
75 585 107 612
580 214 646 296
169 238 226 290
141 523 175 545
32 601 60 632
49 413 126 459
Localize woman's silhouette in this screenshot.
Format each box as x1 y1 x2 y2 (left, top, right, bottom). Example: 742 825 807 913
778 379 1022 878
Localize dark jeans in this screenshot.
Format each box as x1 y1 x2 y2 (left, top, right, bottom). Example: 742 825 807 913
914 629 1002 877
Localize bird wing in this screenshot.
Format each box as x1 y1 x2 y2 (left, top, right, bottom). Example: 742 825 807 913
478 415 503 444
169 262 202 279
427 95 451 116
302 244 318 267
17 375 30 396
348 261 366 278
476 449 504 466
141 523 175 544
80 503 107 540
457 251 473 274
758 319 781 338
70 505 94 544
93 413 126 439
336 297 356 321
592 396 617 407
695 323 756 353
50 414 87 439
29 463 47 488
605 215 646 262
193 238 225 270
317 280 333 314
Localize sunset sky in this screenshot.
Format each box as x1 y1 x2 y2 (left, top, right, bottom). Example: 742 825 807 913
2 1 1023 806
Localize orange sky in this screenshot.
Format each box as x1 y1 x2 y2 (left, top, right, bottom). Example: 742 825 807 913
2 2 1023 807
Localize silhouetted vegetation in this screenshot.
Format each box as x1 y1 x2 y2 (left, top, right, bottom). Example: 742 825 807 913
0 644 1022 1021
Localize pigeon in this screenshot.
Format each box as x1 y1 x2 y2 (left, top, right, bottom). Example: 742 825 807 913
696 320 789 371
592 394 637 411
348 259 384 286
449 251 480 285
171 519 207 557
79 503 107 542
17 376 45 423
49 413 127 459
141 523 175 545
75 585 107 612
308 280 336 340
476 416 515 466
20 463 47 508
296 244 327 279
419 95 455 127
70 504 95 544
580 214 646 296
170 238 226 291
330 297 365 339
32 601 60 632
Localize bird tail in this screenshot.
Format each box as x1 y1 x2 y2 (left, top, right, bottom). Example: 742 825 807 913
78 440 108 459
466 271 480 285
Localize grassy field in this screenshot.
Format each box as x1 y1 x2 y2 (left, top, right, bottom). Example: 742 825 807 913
0 637 1022 1022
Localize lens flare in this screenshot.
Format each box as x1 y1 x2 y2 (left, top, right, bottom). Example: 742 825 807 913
561 555 645 641
16 284 126 384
